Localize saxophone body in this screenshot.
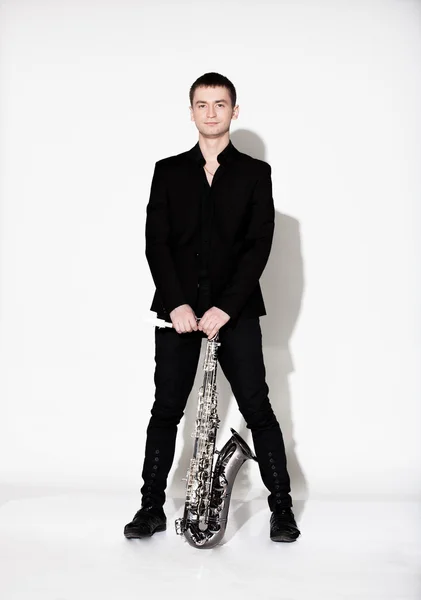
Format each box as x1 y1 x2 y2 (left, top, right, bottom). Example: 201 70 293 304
175 333 256 549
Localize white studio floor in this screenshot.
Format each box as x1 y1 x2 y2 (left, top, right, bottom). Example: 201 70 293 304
0 485 420 600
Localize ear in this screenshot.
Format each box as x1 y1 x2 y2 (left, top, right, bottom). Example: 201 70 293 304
189 106 195 121
231 104 240 120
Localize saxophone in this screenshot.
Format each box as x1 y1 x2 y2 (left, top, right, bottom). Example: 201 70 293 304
175 331 257 548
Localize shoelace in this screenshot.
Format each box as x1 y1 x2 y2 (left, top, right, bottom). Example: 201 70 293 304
139 505 165 519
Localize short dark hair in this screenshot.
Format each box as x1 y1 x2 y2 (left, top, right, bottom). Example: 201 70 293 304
189 72 237 108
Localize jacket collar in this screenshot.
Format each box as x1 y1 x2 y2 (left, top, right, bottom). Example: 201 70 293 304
188 139 239 167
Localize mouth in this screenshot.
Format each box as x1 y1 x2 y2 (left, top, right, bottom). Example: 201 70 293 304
205 122 218 125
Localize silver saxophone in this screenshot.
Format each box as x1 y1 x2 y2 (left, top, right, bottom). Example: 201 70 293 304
175 331 257 548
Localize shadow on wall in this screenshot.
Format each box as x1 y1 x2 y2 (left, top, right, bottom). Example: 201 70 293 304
169 129 308 518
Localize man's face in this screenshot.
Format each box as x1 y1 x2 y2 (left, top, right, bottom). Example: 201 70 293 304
190 85 239 138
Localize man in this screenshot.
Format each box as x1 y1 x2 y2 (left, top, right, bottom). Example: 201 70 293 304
124 72 300 543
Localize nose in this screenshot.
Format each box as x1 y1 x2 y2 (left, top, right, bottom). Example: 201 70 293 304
206 105 216 118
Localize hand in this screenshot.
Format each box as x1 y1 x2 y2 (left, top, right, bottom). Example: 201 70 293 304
198 306 230 339
169 304 198 334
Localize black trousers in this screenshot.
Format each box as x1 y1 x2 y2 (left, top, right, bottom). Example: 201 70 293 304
140 313 292 512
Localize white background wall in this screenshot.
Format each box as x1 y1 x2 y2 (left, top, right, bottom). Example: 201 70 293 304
0 0 420 502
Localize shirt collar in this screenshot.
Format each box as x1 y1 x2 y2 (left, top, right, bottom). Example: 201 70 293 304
188 139 238 167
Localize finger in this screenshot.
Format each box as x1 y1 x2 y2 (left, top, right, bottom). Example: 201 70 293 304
208 324 219 340
183 317 191 333
205 320 216 337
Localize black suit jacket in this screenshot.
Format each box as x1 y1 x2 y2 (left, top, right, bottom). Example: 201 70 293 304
145 139 275 323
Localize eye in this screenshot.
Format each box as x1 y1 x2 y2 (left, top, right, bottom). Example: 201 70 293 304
217 104 225 108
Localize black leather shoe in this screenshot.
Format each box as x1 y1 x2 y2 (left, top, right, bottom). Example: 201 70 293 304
270 507 301 542
124 505 167 539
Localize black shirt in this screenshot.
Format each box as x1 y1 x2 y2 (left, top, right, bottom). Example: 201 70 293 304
189 140 237 316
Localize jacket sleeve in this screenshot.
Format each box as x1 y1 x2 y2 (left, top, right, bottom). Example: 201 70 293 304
214 162 275 320
145 161 186 314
